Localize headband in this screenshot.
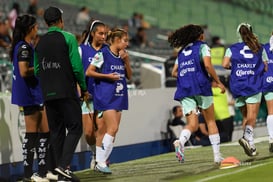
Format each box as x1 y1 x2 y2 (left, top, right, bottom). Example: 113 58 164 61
84 20 102 45
236 23 252 41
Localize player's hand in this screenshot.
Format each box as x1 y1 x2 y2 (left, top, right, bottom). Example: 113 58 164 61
217 82 226 94
108 72 120 81
81 91 90 102
119 49 129 60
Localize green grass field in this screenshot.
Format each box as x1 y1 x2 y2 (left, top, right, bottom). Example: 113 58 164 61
76 137 273 181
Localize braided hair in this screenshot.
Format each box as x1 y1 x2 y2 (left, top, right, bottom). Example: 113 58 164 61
237 23 261 53
168 24 204 50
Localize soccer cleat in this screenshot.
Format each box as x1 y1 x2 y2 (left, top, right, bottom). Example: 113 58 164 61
238 137 258 157
214 154 224 165
57 175 72 182
31 173 49 182
46 171 58 181
90 155 97 170
95 163 112 174
55 167 80 182
173 140 184 163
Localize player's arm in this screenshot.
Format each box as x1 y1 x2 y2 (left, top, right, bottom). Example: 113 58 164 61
262 48 268 72
86 52 120 81
172 58 178 78
119 49 132 80
222 48 231 69
202 44 225 93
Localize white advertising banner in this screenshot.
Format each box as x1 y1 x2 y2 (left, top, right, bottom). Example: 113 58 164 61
0 88 178 165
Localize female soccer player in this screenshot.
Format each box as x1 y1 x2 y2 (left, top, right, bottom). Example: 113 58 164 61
11 14 50 181
169 24 225 164
86 28 132 173
222 23 268 156
79 19 107 169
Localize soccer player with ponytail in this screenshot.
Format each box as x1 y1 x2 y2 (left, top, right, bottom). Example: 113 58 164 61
11 14 50 181
79 19 107 169
86 28 132 174
223 23 268 156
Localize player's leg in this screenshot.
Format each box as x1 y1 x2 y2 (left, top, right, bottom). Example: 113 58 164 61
174 97 199 163
201 103 222 164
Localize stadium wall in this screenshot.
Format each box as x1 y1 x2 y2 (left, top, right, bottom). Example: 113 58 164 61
0 88 177 180
0 88 268 180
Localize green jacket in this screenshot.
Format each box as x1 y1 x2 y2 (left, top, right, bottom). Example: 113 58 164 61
34 26 86 100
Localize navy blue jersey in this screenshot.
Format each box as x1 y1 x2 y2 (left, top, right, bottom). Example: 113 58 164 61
229 42 264 98
263 43 273 92
11 41 43 106
79 43 107 95
174 41 212 101
92 46 128 111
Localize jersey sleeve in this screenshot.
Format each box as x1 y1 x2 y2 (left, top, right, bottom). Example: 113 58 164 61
200 44 211 57
18 44 32 62
262 48 268 62
175 58 178 64
91 52 104 68
64 31 87 91
224 48 232 58
269 36 273 51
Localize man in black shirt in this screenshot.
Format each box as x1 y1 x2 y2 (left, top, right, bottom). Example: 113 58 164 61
34 6 89 182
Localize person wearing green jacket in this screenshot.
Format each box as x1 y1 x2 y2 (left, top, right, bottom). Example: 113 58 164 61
34 6 89 182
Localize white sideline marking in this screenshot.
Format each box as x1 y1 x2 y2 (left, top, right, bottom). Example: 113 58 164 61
221 136 268 146
196 161 273 182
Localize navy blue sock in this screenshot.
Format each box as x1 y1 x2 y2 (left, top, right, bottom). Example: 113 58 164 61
23 133 38 178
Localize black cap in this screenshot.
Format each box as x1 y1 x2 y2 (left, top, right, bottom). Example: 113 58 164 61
44 6 63 25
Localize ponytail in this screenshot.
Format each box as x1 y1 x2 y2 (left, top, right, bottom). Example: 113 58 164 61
237 23 261 53
10 15 36 60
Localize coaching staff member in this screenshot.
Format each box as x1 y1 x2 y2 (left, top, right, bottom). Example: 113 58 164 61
34 6 89 181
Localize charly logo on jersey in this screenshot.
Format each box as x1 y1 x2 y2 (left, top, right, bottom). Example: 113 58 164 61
235 63 255 77
182 43 193 56
240 45 253 59
179 59 195 76
266 76 273 83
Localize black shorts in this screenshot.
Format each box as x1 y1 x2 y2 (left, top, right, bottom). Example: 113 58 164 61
22 105 43 116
